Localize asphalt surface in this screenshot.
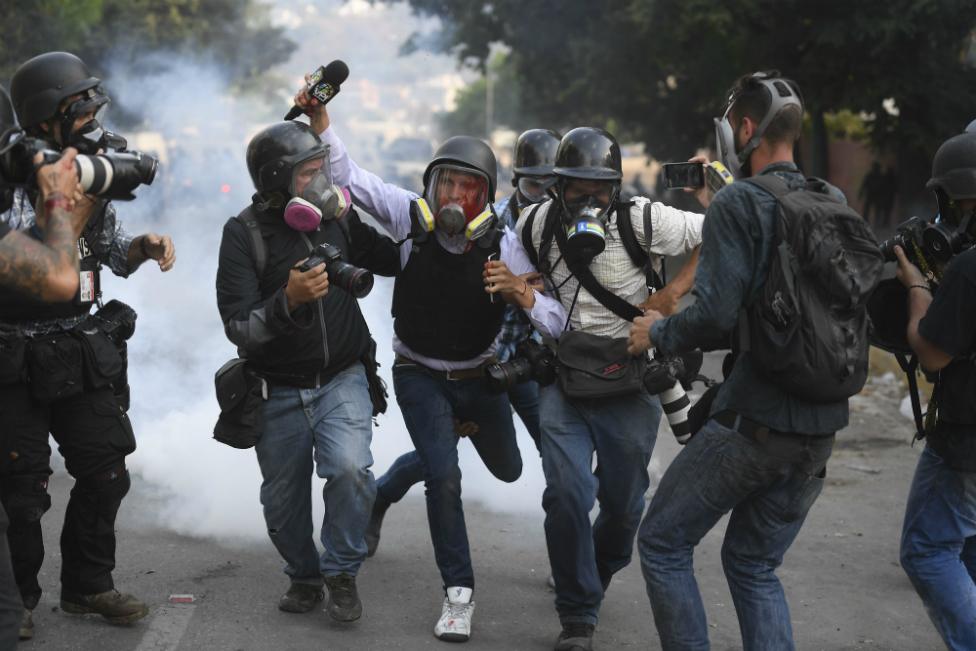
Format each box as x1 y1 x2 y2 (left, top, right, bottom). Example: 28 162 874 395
19 355 944 651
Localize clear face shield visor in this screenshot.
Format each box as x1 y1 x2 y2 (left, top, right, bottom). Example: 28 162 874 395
517 174 557 204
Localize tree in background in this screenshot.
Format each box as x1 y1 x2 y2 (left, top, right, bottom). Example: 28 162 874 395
388 0 976 218
1 0 293 124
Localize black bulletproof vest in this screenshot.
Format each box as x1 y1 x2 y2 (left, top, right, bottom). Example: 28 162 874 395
0 202 105 323
392 234 505 361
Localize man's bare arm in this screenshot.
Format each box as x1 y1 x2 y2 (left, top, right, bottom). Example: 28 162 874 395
0 207 79 301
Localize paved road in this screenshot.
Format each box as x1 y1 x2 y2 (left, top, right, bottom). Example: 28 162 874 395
20 364 943 650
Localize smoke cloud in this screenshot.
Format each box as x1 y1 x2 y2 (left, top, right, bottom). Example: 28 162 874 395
95 2 545 546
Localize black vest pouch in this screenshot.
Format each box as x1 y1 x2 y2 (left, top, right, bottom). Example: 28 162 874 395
0 325 27 385
74 319 125 391
213 358 267 449
556 331 646 400
27 333 85 403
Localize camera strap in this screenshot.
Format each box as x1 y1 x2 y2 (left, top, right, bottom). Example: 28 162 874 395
236 207 267 278
553 221 643 324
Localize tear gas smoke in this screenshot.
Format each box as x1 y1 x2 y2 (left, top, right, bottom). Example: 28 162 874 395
92 4 554 545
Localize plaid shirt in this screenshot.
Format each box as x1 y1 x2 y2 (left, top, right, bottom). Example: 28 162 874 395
0 187 135 334
493 194 537 362
517 197 704 340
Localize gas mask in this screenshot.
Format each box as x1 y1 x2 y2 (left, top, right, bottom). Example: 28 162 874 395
713 74 802 179
58 88 125 155
517 174 557 206
283 156 351 232
421 164 494 241
930 190 976 263
558 180 618 262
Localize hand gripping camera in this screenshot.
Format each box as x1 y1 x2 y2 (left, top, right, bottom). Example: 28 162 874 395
642 349 705 445
0 135 157 201
878 215 973 282
298 242 374 299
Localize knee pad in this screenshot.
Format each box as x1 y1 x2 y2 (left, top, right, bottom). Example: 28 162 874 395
2 474 51 523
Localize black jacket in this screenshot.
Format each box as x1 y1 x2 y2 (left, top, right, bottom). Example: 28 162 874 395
216 205 398 383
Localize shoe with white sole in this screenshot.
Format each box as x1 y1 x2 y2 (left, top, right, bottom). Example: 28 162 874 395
434 586 474 642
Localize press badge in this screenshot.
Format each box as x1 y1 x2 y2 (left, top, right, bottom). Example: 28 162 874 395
79 271 95 303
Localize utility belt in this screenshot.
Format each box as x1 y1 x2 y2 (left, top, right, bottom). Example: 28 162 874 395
0 300 136 408
713 410 834 443
393 354 493 381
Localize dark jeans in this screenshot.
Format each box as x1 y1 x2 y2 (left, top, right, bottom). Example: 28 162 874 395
639 418 833 651
391 362 522 589
539 383 661 626
0 382 135 609
0 505 21 649
900 446 976 651
376 379 541 504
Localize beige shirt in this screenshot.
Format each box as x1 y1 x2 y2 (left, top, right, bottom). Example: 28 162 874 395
516 197 704 339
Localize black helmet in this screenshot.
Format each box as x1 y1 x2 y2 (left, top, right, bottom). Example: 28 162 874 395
423 136 497 197
553 127 622 181
10 52 101 129
0 86 23 156
966 118 976 134
513 129 561 177
866 278 911 354
925 132 976 200
246 121 329 194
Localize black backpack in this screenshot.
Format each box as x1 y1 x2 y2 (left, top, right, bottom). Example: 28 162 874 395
738 175 884 403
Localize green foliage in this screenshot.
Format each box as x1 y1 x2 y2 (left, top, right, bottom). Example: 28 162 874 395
0 0 292 85
386 0 976 197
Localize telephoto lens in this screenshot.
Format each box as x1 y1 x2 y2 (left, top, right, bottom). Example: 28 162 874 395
300 243 374 299
658 382 692 444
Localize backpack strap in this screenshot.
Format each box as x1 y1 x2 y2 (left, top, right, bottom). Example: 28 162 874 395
520 202 544 270
235 207 267 278
743 173 791 198
617 200 666 291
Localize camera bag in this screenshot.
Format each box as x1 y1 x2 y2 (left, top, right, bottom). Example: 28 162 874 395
213 358 266 449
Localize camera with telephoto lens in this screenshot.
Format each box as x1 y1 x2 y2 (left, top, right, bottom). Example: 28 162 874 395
879 215 972 268
484 339 557 393
0 135 157 201
642 350 704 445
299 242 374 298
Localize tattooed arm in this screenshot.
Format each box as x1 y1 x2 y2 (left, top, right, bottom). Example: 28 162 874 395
0 149 88 301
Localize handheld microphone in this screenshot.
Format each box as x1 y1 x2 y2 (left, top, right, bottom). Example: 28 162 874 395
284 60 350 121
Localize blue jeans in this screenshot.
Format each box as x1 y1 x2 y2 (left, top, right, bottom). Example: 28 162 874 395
539 384 660 626
392 362 522 589
639 418 833 651
376 379 540 503
254 362 375 583
900 446 976 651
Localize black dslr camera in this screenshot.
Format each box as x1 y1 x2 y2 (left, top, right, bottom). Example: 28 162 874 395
879 216 972 270
485 339 557 393
642 350 704 445
0 135 157 201
299 242 374 298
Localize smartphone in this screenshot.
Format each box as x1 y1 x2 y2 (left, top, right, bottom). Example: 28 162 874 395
487 252 497 303
662 162 705 190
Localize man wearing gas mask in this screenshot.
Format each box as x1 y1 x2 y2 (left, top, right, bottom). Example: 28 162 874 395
893 132 976 651
630 72 857 651
0 52 177 638
217 118 398 624
311 104 565 641
506 127 703 651
361 129 560 562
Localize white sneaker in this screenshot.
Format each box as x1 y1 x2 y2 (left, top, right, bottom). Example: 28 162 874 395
434 586 475 642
